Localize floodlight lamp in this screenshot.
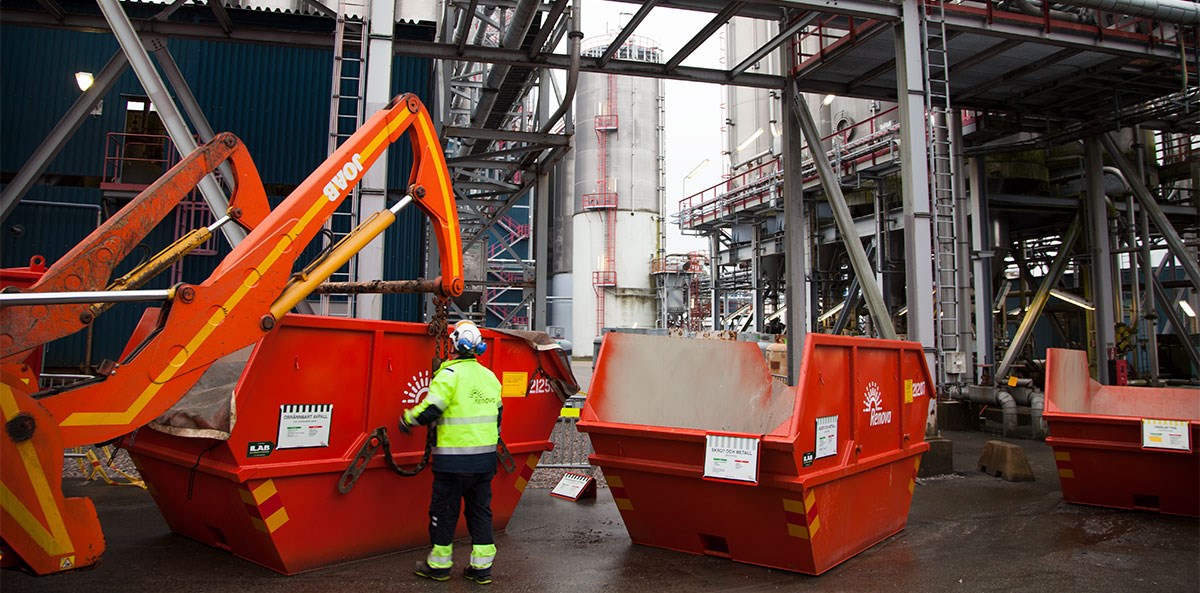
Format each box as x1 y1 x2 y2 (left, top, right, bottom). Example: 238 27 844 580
75 72 94 92
736 128 764 152
1049 289 1095 311
817 301 846 323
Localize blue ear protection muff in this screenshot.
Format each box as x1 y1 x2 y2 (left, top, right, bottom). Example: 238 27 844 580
456 338 487 356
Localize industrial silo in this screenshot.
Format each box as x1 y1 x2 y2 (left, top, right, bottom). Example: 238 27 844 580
726 17 782 175
571 34 665 356
548 154 575 344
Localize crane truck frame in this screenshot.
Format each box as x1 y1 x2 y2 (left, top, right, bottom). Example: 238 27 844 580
0 93 464 575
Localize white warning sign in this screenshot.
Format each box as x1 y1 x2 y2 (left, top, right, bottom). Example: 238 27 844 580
277 404 333 449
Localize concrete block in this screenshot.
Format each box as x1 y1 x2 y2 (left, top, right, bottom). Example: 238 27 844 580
977 440 1035 482
919 437 954 478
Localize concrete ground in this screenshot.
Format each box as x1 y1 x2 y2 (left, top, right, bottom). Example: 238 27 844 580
6 428 1196 593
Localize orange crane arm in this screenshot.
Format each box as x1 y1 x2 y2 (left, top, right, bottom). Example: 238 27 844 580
37 93 462 447
0 135 269 362
0 93 462 577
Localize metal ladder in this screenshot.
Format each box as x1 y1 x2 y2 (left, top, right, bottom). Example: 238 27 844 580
316 0 369 317
921 0 961 383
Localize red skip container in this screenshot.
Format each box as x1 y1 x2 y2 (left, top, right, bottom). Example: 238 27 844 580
577 332 931 575
1044 348 1199 517
1 256 49 374
125 314 576 574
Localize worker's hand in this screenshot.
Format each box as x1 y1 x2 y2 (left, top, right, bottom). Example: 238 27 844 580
398 411 413 434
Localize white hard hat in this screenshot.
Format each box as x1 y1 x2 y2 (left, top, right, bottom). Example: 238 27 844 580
450 320 486 355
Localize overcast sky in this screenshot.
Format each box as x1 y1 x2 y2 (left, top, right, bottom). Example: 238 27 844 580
581 0 727 254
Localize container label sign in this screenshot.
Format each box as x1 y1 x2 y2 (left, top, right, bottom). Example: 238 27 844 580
247 441 274 458
501 372 528 398
277 404 333 449
815 415 838 459
802 451 815 467
1141 418 1190 451
905 379 928 403
863 381 892 426
703 434 759 484
549 472 597 501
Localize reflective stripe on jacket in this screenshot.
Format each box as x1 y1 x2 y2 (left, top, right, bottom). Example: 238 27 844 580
406 357 503 473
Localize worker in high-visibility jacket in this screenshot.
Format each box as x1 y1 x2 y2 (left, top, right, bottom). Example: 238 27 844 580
401 319 503 585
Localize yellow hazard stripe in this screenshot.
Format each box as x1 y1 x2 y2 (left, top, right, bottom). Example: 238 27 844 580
0 384 73 555
1054 451 1071 461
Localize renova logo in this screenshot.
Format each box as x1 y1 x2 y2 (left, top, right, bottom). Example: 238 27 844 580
402 370 431 405
322 153 365 201
863 381 892 426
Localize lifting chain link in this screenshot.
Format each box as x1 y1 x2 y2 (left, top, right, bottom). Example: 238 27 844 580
339 295 451 493
428 296 451 371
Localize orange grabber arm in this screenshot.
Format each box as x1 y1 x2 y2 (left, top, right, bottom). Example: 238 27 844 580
38 93 462 448
0 134 269 363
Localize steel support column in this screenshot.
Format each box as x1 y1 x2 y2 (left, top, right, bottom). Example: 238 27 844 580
951 114 973 369
790 89 896 339
752 224 763 332
710 233 721 331
532 72 552 331
1085 136 1115 383
0 51 127 222
1101 134 1200 292
147 37 236 193
895 0 937 382
96 0 243 246
783 70 808 384
356 0 396 319
968 157 994 381
995 217 1083 382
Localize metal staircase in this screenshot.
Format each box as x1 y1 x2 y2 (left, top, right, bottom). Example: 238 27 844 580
317 0 368 317
921 0 962 386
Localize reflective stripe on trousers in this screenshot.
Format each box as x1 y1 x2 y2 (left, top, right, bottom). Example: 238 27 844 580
470 543 497 569
427 543 453 568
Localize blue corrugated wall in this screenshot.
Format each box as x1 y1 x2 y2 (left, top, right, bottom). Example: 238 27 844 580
1 24 433 368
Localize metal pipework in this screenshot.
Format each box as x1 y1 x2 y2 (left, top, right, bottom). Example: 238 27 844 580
0 289 172 306
1051 0 1200 25
312 279 443 295
269 196 412 319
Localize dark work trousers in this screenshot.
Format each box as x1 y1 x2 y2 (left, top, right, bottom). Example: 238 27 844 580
429 470 495 547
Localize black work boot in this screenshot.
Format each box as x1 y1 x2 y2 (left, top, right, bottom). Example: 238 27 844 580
463 565 492 585
414 561 451 581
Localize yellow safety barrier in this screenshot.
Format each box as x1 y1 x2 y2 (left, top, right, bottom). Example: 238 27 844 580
69 446 146 489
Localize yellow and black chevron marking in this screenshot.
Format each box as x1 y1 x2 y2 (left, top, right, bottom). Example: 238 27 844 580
240 479 289 534
514 454 539 492
783 491 820 540
607 475 633 511
909 456 921 494
1055 451 1073 479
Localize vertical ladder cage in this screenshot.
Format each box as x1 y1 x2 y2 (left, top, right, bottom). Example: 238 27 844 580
318 0 369 317
921 0 961 391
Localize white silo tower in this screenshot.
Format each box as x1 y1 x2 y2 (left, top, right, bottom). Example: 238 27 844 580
726 17 783 174
571 34 665 356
